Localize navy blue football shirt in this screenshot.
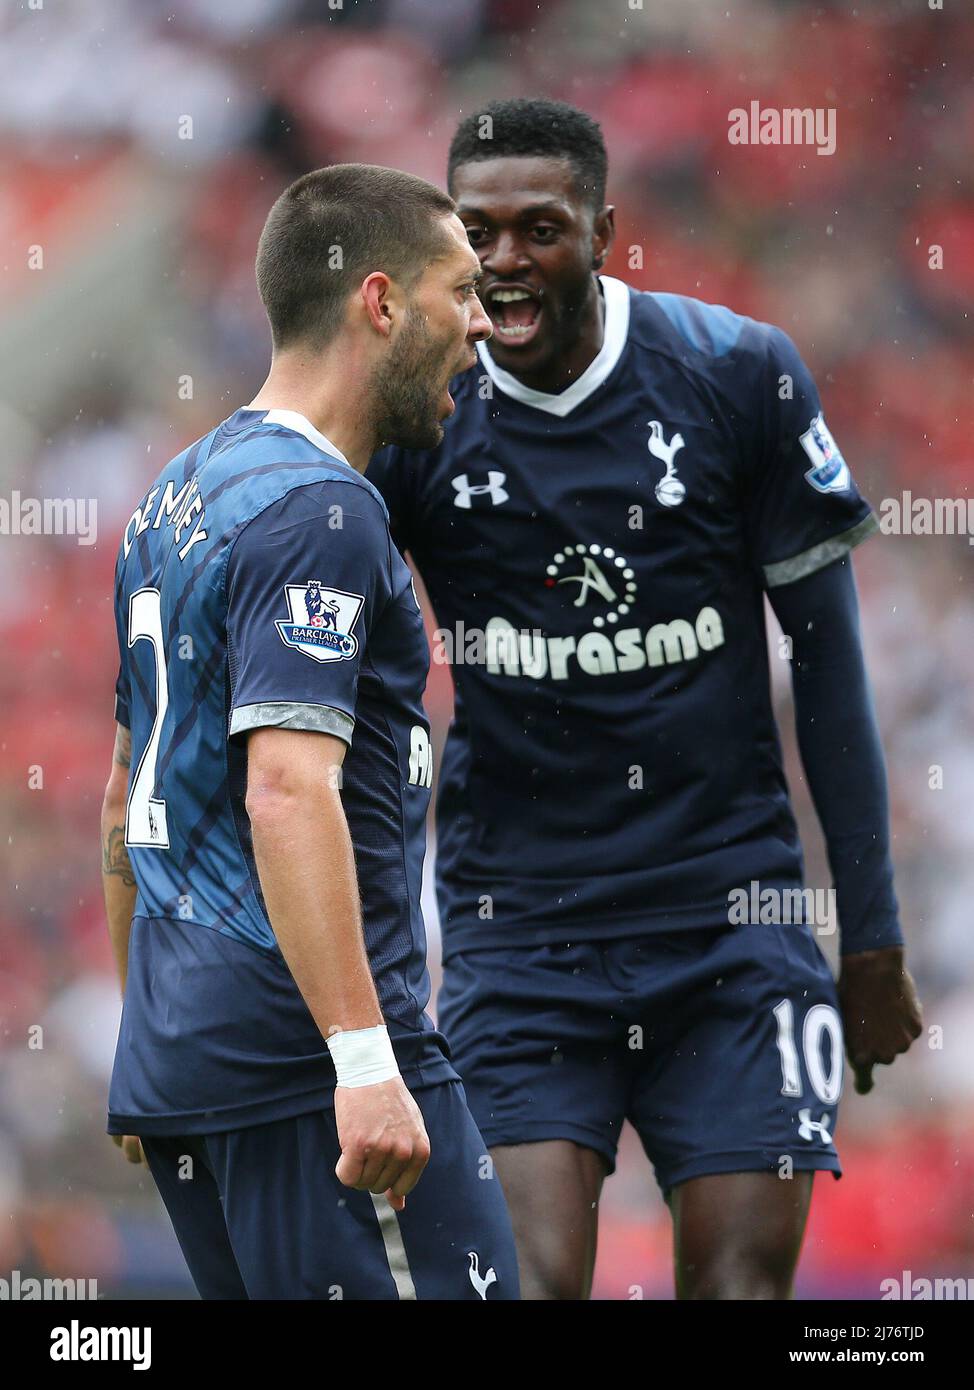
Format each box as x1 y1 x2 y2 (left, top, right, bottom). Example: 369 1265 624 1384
367 277 879 960
109 407 455 1137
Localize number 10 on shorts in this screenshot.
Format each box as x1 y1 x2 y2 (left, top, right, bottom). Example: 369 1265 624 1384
773 999 843 1104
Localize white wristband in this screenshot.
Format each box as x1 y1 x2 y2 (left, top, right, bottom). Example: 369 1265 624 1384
327 1024 400 1088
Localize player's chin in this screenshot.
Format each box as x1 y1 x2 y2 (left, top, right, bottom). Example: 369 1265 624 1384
486 318 550 371
407 408 446 451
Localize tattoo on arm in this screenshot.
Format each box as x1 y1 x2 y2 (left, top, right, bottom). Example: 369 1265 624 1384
113 726 132 769
103 825 136 887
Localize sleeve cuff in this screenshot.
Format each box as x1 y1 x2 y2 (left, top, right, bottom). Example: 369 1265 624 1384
763 512 880 589
229 701 354 745
839 918 905 955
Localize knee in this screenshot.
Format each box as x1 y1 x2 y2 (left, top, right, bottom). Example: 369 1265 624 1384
679 1251 795 1300
514 1227 593 1299
518 1257 591 1301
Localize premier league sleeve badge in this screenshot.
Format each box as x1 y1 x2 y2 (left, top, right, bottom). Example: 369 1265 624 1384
275 580 365 662
799 413 851 494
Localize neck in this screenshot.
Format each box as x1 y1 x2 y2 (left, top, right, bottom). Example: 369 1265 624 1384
248 346 375 473
497 275 605 395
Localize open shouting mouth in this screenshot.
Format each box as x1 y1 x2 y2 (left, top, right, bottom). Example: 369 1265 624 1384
486 284 543 348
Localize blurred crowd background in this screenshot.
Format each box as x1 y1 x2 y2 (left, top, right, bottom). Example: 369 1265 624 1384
1 0 972 1299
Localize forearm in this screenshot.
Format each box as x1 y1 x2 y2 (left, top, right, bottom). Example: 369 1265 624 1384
101 726 137 994
769 559 902 955
248 784 384 1040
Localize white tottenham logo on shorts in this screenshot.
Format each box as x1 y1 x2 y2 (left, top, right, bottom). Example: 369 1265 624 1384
468 1251 497 1300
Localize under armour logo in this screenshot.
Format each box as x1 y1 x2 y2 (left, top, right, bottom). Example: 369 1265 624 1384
451 471 509 509
647 420 686 507
797 1108 832 1144
467 1251 497 1300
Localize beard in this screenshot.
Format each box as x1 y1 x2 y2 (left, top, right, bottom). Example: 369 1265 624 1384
371 304 453 451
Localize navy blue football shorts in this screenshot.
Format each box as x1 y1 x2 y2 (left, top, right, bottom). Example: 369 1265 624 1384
141 1080 518 1300
436 924 844 1198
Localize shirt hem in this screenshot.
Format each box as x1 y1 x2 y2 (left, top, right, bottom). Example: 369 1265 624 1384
108 1057 458 1136
438 899 746 961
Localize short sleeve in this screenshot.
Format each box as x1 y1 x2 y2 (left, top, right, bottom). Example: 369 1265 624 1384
366 446 416 556
114 666 130 728
747 326 878 589
226 480 392 746
113 557 131 726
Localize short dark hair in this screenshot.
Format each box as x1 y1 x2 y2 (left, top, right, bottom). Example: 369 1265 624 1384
447 99 608 211
256 164 457 351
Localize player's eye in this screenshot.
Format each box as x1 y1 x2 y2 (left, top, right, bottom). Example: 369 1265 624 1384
464 226 489 246
531 224 559 242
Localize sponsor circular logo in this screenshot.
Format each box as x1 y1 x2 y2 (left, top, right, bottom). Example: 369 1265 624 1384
545 543 637 628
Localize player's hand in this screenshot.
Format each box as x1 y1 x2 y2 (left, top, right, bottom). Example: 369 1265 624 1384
838 945 923 1095
111 1134 146 1165
333 1076 430 1211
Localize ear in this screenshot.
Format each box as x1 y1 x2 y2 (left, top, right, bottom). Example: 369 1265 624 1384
592 205 616 271
360 271 396 338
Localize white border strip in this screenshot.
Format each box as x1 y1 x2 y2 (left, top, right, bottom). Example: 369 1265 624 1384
260 408 351 465
370 1194 417 1300
763 513 880 589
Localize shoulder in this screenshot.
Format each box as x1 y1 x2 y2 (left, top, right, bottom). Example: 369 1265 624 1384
625 284 801 379
206 416 391 531
222 437 392 587
232 474 391 558
268 469 389 522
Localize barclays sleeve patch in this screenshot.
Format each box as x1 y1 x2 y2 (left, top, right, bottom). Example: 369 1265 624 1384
799 412 851 494
276 581 365 663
